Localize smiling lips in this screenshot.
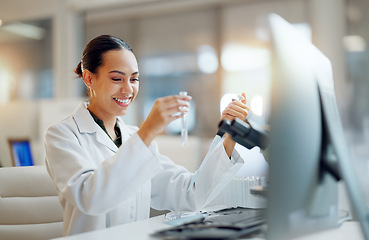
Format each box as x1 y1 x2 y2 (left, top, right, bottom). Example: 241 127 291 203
114 97 131 107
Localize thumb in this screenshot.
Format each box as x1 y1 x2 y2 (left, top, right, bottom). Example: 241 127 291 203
241 92 247 105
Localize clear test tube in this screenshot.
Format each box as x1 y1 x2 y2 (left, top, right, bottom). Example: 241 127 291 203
179 91 188 146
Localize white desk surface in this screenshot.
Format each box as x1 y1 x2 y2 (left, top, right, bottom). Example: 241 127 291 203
53 215 364 240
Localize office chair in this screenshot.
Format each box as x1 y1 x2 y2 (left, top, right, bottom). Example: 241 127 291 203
0 166 63 240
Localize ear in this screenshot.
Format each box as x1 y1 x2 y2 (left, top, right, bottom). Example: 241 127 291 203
82 70 94 88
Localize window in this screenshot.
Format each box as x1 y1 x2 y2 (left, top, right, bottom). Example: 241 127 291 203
0 18 53 102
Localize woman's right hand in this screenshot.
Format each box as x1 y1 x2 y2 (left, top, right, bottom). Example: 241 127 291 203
137 94 192 146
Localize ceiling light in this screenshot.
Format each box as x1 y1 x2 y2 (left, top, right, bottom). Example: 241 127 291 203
343 35 366 52
221 43 270 72
197 45 218 74
1 23 46 40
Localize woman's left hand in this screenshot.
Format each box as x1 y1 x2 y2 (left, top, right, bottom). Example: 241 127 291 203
221 92 249 122
221 92 249 158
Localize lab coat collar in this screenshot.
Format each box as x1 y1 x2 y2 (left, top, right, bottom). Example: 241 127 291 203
115 117 136 143
73 103 96 134
72 102 119 153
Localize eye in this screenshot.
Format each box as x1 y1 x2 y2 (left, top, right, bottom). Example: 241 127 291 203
131 78 140 82
112 78 121 82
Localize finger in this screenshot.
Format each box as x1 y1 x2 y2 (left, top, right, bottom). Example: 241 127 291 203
170 112 186 121
226 102 249 114
241 92 247 105
169 101 191 115
159 101 190 120
224 101 249 117
177 94 192 101
163 95 192 103
229 98 247 107
222 108 247 120
157 98 190 114
161 96 191 111
221 113 247 123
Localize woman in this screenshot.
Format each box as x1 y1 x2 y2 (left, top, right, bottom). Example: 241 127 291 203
44 35 249 236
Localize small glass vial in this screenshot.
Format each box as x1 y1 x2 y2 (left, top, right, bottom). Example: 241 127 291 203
179 91 188 146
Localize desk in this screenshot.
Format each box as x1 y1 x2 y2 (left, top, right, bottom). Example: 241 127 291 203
53 215 364 240
52 215 169 240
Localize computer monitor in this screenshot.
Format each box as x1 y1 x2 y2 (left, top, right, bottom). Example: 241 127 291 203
8 139 34 167
266 13 369 240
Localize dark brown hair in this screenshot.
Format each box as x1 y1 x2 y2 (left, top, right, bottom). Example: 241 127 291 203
74 35 133 78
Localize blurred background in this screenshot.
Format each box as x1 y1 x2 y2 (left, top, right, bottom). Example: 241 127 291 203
0 0 368 200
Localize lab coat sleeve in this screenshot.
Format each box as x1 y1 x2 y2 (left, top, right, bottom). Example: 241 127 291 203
45 122 163 216
150 135 244 212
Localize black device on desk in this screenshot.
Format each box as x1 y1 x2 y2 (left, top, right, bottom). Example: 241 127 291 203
217 118 269 151
218 118 270 199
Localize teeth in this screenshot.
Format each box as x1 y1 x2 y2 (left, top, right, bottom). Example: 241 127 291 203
115 98 130 104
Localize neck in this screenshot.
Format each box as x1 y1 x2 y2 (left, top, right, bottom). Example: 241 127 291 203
87 106 116 131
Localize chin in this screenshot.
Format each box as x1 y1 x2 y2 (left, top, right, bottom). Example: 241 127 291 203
116 109 129 117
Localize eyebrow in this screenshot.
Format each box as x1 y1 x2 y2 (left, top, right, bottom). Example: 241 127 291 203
109 70 139 76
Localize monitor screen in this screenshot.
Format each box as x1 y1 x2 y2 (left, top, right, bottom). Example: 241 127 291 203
8 139 34 167
265 13 369 240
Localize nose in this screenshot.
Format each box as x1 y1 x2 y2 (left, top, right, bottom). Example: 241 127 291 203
121 79 133 94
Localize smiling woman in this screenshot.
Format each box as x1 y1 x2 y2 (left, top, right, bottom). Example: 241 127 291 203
73 35 139 137
82 49 139 123
44 34 249 237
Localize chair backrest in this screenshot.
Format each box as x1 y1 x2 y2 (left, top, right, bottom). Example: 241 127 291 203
0 166 63 240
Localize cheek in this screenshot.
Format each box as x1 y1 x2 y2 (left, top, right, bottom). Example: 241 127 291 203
96 84 116 99
131 84 139 101
133 83 139 94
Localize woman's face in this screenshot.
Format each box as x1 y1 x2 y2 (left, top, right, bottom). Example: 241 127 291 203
84 49 139 119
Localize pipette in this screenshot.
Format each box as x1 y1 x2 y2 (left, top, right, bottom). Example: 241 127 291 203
233 94 245 102
179 91 188 146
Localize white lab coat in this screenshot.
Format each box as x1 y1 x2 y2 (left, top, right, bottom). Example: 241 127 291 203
44 103 244 236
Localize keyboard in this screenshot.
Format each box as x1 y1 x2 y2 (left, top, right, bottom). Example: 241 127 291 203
151 207 266 239
204 207 266 230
